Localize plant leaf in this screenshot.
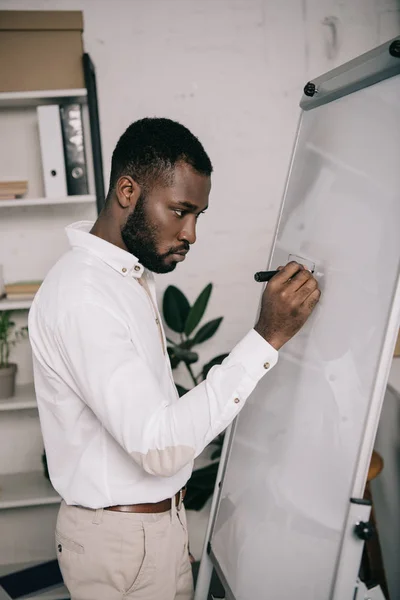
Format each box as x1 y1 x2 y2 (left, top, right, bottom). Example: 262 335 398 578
176 384 189 397
184 462 219 510
0 310 28 369
162 285 190 333
202 353 229 379
188 462 219 484
184 283 212 337
173 346 199 364
211 447 222 460
180 339 195 350
193 317 223 345
183 488 213 511
167 346 181 369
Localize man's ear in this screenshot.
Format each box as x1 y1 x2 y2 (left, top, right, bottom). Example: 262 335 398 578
115 176 141 209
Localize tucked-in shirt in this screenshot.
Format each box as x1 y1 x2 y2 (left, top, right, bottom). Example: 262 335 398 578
28 221 278 508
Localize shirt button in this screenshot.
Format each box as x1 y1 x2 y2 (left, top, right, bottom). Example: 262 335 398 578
234 397 240 404
264 362 270 370
134 265 141 272
155 318 159 325
57 544 62 553
122 267 127 273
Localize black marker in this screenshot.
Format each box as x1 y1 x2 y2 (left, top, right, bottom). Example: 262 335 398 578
254 270 279 283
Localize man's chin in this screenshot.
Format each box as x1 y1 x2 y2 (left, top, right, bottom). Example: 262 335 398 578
154 263 177 274
146 259 177 274
136 252 180 274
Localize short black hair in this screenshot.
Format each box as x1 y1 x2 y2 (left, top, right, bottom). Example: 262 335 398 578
107 117 213 199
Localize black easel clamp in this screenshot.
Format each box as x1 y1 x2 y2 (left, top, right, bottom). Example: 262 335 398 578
354 520 375 541
350 497 371 506
304 81 317 97
389 40 400 58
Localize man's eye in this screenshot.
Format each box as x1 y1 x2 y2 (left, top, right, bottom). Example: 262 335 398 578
174 209 184 218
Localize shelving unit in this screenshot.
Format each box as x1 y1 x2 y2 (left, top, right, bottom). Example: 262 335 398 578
0 384 36 411
0 194 95 208
0 563 68 599
0 88 87 108
0 472 60 510
0 53 104 577
0 298 32 311
21 585 68 600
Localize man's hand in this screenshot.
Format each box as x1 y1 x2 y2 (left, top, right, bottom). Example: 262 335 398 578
254 261 321 350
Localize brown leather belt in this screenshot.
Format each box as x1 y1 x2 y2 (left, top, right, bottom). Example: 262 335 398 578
105 487 186 514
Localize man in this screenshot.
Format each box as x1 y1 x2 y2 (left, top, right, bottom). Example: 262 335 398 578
28 118 320 600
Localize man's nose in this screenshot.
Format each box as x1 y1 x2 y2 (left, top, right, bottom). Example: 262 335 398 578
178 218 196 245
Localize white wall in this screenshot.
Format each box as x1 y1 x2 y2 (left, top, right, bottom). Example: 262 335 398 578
2 0 399 383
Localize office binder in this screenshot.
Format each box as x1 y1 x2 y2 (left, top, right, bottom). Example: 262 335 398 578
60 103 89 195
37 105 68 198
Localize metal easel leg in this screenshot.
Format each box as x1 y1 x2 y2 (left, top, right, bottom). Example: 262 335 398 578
194 424 234 600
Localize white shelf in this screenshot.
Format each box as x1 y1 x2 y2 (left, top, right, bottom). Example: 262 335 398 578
0 563 68 599
20 586 67 600
0 384 37 412
0 298 32 311
0 88 87 108
0 195 95 208
0 586 68 600
0 472 60 510
21 585 69 600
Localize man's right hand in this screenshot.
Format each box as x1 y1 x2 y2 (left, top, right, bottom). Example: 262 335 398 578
254 261 321 350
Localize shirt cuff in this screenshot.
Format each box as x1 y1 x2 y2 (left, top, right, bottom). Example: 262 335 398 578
227 328 279 382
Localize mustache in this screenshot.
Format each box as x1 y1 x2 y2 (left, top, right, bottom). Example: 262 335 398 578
166 242 190 256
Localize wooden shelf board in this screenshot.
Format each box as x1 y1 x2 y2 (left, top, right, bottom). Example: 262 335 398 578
0 88 87 108
0 384 37 412
0 195 95 208
0 561 68 599
0 472 60 510
20 585 69 600
0 298 32 311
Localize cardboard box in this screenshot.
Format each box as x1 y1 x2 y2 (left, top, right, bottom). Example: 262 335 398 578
0 11 85 92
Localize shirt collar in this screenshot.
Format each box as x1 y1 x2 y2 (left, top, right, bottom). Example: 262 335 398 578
65 221 145 278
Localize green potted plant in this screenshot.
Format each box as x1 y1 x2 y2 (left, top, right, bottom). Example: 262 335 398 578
162 283 228 510
0 310 28 399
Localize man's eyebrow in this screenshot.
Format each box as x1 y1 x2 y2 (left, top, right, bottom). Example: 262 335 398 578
174 200 208 212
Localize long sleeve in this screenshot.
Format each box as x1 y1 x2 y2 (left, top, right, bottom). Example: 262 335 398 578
55 301 278 477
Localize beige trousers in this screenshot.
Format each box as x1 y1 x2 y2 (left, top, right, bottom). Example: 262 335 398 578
55 500 194 600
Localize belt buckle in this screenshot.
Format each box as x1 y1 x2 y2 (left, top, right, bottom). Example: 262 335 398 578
177 489 183 511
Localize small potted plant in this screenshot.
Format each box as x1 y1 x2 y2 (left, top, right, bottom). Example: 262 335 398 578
0 310 28 399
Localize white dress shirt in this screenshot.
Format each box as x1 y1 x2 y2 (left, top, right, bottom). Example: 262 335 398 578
28 221 278 508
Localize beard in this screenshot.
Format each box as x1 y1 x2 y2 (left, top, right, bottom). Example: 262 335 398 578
121 194 181 273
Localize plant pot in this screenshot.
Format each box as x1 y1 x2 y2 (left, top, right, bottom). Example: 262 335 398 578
0 363 17 399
